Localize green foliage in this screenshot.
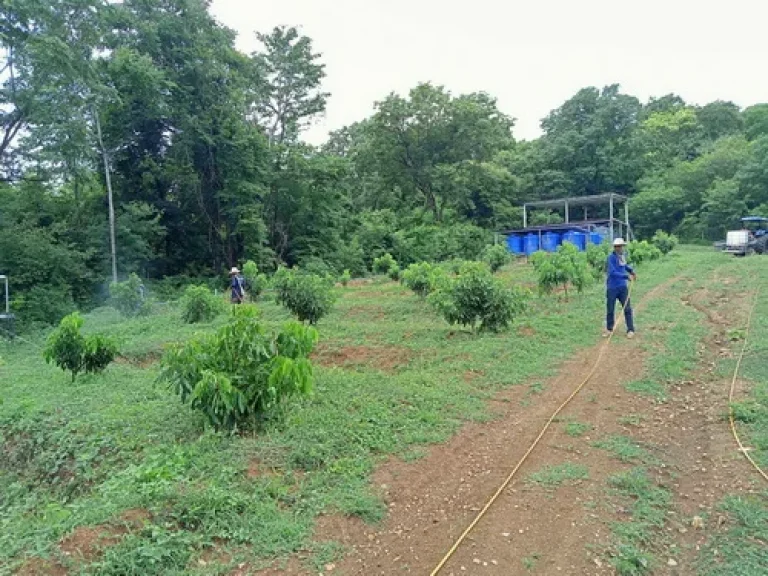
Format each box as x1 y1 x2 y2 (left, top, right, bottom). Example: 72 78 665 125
627 241 662 266
650 230 678 255
110 273 151 318
159 306 318 430
527 462 588 488
43 312 118 381
340 269 352 287
372 253 397 275
242 260 268 299
530 243 591 298
180 285 223 324
274 269 336 324
586 242 611 279
387 264 401 281
401 262 443 298
429 261 528 332
482 243 510 273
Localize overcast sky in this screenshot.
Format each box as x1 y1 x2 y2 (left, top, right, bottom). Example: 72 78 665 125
210 0 768 144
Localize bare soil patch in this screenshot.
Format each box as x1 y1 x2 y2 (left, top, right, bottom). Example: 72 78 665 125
312 343 413 372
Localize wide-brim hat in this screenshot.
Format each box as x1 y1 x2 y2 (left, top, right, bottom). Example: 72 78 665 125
230 267 240 275
613 238 627 246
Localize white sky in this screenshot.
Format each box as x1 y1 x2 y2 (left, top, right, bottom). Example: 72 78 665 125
210 0 768 144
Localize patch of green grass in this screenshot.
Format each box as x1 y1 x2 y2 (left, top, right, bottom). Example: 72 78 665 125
697 494 768 576
594 435 657 464
527 462 588 488
624 379 666 400
308 541 346 572
564 421 591 437
607 468 671 576
522 552 541 571
0 248 725 571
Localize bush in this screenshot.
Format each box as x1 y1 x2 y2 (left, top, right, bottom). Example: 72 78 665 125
628 240 662 266
482 244 511 273
340 269 352 287
401 262 444 298
430 262 528 332
43 312 118 381
531 243 592 299
299 257 335 279
372 253 397 275
110 273 151 317
586 242 611 280
650 230 678 255
180 285 223 324
387 264 401 281
158 306 317 430
242 260 268 300
275 269 336 325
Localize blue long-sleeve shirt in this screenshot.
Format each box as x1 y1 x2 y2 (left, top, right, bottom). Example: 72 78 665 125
606 252 634 290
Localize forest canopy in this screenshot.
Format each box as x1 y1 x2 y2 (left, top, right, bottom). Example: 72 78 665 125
2 0 767 325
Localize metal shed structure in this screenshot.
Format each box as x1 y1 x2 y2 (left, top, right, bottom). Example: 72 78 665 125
0 275 14 339
522 193 631 240
502 193 633 256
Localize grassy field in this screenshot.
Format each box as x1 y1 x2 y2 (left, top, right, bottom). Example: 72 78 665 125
1 247 766 575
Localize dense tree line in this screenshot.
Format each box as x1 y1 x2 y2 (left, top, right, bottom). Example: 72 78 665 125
2 0 768 325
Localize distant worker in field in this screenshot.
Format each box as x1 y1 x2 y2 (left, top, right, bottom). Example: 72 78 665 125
605 238 636 339
230 267 246 304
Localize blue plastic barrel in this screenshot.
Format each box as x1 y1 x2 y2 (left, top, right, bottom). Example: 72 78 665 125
541 232 560 252
524 233 540 256
506 234 524 255
589 232 604 245
562 231 587 251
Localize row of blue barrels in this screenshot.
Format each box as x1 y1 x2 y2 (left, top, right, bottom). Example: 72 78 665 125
506 231 605 256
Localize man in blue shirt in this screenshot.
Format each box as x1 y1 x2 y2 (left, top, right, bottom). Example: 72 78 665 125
605 238 636 338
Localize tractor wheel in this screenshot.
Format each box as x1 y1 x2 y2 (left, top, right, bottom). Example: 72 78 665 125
756 236 768 255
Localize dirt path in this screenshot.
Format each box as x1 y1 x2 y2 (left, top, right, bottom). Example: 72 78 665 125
256 277 672 576
257 270 763 576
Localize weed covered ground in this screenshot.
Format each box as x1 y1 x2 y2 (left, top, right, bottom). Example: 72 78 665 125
1 248 766 575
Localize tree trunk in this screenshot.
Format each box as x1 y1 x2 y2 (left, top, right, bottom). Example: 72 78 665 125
93 107 118 284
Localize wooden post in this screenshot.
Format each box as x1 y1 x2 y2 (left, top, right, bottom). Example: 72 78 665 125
523 204 528 228
565 200 570 223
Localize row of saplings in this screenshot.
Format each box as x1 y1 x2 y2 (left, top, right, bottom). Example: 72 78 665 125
43 232 676 430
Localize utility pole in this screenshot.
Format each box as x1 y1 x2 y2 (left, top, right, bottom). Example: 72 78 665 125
93 106 117 284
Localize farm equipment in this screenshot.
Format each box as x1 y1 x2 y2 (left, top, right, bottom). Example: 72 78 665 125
722 217 768 256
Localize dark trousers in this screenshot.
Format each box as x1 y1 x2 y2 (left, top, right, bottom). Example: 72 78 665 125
607 285 635 332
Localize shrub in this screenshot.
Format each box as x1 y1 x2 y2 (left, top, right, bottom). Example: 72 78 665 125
401 262 444 298
180 285 223 324
430 262 529 332
651 230 678 255
628 240 662 266
531 243 592 299
387 264 401 281
43 312 118 381
300 256 335 279
372 253 397 275
275 269 336 325
586 242 611 280
110 273 151 317
159 306 317 430
340 269 352 287
482 244 511 273
242 260 268 299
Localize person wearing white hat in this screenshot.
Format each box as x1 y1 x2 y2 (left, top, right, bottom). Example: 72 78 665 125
605 238 636 338
229 267 246 304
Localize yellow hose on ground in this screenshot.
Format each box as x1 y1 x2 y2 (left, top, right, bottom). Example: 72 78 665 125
728 286 768 483
430 282 635 575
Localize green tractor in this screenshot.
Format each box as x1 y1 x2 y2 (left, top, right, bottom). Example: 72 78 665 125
723 217 768 256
